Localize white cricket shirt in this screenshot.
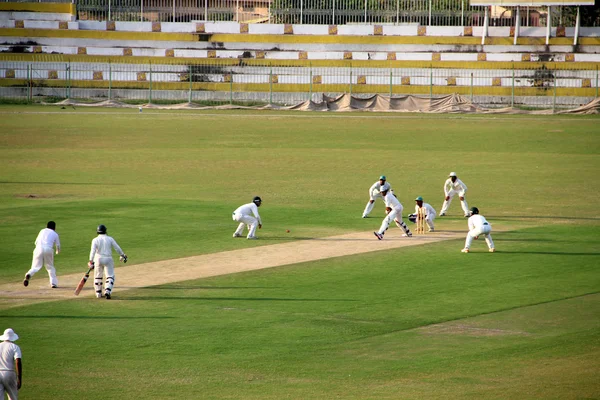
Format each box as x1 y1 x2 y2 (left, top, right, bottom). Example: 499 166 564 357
415 202 436 217
468 214 491 230
35 228 60 251
383 192 402 210
233 203 262 225
444 178 468 195
90 235 124 260
0 342 21 371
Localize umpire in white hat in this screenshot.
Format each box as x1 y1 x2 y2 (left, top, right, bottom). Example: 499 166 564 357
0 328 22 399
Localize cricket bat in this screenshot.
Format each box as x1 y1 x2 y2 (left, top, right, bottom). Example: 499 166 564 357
74 267 93 296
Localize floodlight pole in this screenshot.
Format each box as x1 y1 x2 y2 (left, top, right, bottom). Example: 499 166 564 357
67 62 71 99
428 0 432 26
108 61 112 100
349 67 353 95
553 64 557 113
470 72 473 102
546 6 551 46
514 6 520 46
482 6 489 45
309 66 312 101
389 69 393 98
188 64 192 103
140 0 143 22
27 64 32 103
149 62 152 104
573 6 580 46
511 64 514 108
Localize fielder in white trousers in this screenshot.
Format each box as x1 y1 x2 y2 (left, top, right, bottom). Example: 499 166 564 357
362 176 391 218
440 172 469 217
232 197 263 239
24 221 60 288
0 328 22 400
462 207 495 253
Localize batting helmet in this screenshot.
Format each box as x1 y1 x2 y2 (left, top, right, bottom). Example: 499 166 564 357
253 196 262 206
470 207 479 215
97 224 107 234
47 221 56 230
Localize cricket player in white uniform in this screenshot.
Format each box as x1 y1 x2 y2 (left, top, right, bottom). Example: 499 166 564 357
461 207 495 253
440 172 469 217
362 175 391 218
0 328 22 400
23 221 60 288
232 196 263 239
414 196 437 232
373 187 412 240
89 224 127 299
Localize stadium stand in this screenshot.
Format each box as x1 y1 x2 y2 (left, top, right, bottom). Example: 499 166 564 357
1 2 599 109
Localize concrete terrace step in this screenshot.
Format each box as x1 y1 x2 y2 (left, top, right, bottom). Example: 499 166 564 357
2 52 599 71
2 44 600 63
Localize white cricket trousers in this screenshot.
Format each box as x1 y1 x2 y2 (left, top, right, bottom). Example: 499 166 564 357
465 223 494 250
362 192 383 217
233 213 258 238
377 205 411 236
441 190 469 216
94 256 115 296
27 246 58 286
0 370 18 400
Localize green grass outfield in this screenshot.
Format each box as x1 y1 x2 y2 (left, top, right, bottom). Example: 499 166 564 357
0 106 599 399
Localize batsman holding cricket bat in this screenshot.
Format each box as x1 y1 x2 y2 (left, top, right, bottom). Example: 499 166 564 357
88 224 127 300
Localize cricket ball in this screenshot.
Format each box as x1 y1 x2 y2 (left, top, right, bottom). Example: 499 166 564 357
286 229 290 233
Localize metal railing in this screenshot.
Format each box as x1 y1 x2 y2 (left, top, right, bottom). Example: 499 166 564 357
1 60 597 109
0 0 590 26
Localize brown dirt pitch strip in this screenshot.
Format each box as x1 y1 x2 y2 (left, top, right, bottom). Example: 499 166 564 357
0 229 464 310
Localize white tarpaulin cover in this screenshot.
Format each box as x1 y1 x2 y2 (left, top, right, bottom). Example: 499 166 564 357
49 94 600 115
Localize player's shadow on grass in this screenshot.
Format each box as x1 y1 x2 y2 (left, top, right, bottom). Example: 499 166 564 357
494 251 598 256
139 285 280 290
0 181 125 185
0 315 174 319
489 215 600 221
120 296 357 302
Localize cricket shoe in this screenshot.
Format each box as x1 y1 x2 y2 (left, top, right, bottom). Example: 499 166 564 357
373 232 383 240
105 292 111 300
247 236 258 240
489 248 496 253
96 293 103 298
23 274 30 287
232 233 243 238
439 213 445 217
51 284 57 289
461 248 470 253
428 229 435 232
